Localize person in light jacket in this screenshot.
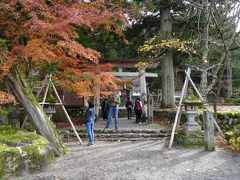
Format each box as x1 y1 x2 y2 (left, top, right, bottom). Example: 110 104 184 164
104 93 121 131
85 101 95 146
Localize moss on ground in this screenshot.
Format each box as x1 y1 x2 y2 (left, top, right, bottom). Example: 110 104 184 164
0 125 31 144
0 125 17 135
0 144 21 176
18 129 40 140
0 125 56 177
32 138 49 146
175 130 204 147
63 145 69 154
21 145 45 171
47 150 56 164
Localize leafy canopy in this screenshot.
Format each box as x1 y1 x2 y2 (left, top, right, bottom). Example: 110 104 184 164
0 0 127 97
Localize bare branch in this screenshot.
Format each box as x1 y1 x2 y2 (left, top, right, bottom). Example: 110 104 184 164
207 31 240 92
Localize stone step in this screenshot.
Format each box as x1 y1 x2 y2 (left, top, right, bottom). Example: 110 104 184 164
78 132 170 138
64 137 169 142
91 137 170 141
74 129 171 134
60 128 171 141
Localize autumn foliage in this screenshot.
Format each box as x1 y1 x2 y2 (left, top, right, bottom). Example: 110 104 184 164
0 0 127 99
0 91 16 105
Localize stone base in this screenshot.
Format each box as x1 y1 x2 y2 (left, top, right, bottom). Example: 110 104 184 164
183 123 201 132
175 130 204 147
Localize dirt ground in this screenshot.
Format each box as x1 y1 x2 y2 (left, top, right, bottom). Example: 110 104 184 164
11 140 240 180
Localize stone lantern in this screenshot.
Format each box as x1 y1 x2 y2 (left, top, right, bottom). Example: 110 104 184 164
43 106 56 120
183 102 202 132
176 89 204 146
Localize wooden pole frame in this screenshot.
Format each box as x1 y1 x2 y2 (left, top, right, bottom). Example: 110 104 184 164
22 74 83 145
184 71 224 138
50 76 83 145
169 68 224 149
168 68 191 149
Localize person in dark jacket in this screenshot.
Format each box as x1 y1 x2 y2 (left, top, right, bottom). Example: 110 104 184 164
85 101 95 146
125 97 133 120
100 96 109 121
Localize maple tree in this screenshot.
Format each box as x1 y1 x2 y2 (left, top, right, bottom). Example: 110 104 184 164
0 0 127 155
0 91 16 105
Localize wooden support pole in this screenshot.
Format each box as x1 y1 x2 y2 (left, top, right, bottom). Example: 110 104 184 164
169 68 191 149
184 71 204 102
184 71 225 138
41 81 49 108
39 102 62 105
36 75 49 98
212 118 225 138
52 83 83 145
176 74 189 131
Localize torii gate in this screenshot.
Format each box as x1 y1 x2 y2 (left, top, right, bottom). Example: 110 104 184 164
98 58 160 119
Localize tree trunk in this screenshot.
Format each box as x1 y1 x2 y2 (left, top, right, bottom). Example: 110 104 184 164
200 0 210 100
226 63 232 98
216 63 232 98
160 7 175 108
94 91 100 121
200 69 208 100
6 73 67 156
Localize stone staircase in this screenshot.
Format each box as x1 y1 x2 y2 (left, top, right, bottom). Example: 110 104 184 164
60 128 171 141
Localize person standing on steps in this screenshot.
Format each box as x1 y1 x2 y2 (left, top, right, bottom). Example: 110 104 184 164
134 97 142 124
85 101 95 146
100 96 109 121
125 97 133 120
104 92 121 132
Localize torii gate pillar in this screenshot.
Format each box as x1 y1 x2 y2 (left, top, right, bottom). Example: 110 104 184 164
139 67 148 119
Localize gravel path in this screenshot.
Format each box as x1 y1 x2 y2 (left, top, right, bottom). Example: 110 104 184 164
11 140 240 180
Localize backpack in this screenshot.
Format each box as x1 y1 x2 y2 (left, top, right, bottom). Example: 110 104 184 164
127 104 132 109
136 100 142 110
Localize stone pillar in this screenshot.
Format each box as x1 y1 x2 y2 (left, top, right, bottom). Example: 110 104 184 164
204 111 215 151
147 94 154 124
139 67 147 119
